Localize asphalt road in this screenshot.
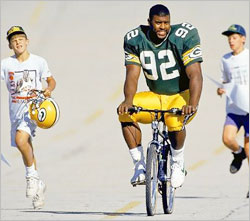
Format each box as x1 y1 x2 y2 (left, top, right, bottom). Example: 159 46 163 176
1 1 249 220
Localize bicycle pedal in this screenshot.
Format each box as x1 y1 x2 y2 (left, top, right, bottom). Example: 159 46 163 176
131 181 137 187
131 180 145 187
137 180 146 185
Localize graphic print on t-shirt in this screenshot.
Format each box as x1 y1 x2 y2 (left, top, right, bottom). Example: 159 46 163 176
10 69 37 96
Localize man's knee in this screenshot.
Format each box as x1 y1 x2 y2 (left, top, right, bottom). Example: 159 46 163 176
121 122 134 128
121 122 141 132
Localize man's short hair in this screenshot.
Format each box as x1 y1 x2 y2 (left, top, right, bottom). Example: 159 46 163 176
149 4 170 20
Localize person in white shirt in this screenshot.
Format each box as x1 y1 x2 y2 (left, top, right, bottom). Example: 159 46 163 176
1 26 56 208
217 24 249 198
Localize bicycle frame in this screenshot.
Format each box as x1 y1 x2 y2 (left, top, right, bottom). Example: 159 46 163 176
130 106 194 147
128 106 194 215
147 111 172 182
147 111 168 155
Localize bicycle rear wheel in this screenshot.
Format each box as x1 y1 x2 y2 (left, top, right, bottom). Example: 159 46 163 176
162 148 175 214
145 143 158 216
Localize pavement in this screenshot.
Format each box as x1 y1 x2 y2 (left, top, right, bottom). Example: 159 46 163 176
1 1 249 220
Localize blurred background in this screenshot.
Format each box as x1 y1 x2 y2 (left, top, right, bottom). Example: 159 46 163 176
1 1 249 220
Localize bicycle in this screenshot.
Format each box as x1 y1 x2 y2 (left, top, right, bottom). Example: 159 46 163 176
128 106 193 216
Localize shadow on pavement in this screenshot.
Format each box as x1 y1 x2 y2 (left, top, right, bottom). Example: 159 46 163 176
175 196 221 199
22 210 146 217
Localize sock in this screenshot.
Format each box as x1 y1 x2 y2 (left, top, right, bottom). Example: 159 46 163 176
170 145 185 166
129 145 145 165
25 163 39 178
234 146 243 154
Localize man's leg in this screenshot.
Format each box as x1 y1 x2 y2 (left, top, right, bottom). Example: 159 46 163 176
168 129 186 150
168 129 186 188
121 122 146 185
119 91 161 186
222 125 246 173
121 122 142 149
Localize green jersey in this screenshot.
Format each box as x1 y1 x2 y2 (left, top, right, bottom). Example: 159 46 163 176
124 23 203 95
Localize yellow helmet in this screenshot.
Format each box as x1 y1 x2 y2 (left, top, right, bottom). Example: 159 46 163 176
29 97 60 129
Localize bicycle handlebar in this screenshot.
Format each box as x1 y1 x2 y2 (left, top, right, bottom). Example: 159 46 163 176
128 106 195 128
128 106 183 115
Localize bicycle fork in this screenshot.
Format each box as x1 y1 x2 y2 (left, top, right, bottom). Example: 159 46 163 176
149 120 171 183
158 145 168 182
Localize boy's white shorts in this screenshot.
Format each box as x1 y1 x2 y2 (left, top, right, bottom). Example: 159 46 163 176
10 113 37 147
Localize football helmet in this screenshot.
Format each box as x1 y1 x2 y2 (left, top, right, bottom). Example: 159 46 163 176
29 97 60 129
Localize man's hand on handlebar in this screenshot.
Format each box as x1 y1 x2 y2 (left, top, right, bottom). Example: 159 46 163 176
181 105 198 115
117 101 133 115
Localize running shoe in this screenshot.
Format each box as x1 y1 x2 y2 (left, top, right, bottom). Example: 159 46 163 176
230 149 246 174
130 160 146 186
26 176 39 198
32 179 46 209
171 159 185 188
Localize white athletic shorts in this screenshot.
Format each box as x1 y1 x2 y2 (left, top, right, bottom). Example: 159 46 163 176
10 112 37 147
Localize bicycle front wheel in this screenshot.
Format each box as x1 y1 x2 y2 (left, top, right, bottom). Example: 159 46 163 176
145 143 158 216
162 148 175 214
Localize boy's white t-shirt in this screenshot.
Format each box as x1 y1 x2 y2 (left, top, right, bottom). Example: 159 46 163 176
220 48 249 115
1 53 52 123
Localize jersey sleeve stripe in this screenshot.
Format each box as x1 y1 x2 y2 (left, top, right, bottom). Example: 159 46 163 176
125 52 141 65
182 45 202 66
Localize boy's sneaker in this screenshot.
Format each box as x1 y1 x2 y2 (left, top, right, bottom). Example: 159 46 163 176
171 159 185 188
130 160 146 186
32 179 46 209
230 149 246 174
26 176 39 198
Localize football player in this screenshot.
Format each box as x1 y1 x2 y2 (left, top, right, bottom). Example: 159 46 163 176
117 4 203 188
